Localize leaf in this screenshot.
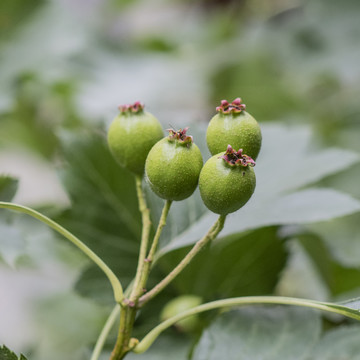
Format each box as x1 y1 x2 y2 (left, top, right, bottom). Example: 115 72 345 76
126 335 191 360
0 176 18 202
192 306 321 360
307 326 360 360
295 233 360 298
306 213 360 268
191 304 360 360
56 130 142 303
32 292 108 360
160 124 360 255
0 0 44 43
0 73 82 159
341 298 360 310
158 227 287 299
0 346 28 360
0 217 25 267
275 239 330 301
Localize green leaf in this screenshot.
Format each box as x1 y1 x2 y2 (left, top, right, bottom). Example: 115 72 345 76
0 345 28 360
56 130 142 303
295 233 360 298
307 213 360 268
32 292 108 360
191 305 360 360
0 176 18 202
126 335 190 360
274 238 330 301
160 124 360 255
0 216 25 267
192 306 321 360
158 227 287 299
307 326 360 360
0 0 44 43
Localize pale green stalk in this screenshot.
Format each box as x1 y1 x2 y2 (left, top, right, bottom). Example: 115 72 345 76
133 295 360 354
0 201 124 303
129 176 152 301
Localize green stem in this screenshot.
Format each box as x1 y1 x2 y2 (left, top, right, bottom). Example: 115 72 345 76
95 282 134 360
134 199 172 299
139 214 226 307
129 176 152 301
90 305 120 360
147 200 172 262
0 201 124 303
110 179 165 360
133 295 360 354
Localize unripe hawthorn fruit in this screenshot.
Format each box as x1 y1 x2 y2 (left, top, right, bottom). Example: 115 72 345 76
206 98 262 160
145 128 203 201
160 295 202 332
199 145 256 215
107 101 163 175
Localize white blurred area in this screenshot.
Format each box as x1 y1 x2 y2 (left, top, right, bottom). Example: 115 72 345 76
0 149 70 206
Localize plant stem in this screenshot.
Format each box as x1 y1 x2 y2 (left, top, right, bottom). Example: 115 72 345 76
110 304 137 360
147 200 172 262
93 281 135 360
109 181 171 360
133 295 360 354
138 214 226 307
133 199 172 299
129 176 152 301
0 201 124 303
91 305 120 360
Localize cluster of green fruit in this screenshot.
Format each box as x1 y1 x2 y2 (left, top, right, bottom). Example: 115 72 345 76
107 98 261 215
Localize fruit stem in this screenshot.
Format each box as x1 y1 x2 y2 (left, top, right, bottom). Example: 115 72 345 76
0 201 124 304
128 176 152 302
130 199 172 301
138 214 226 307
147 200 172 263
109 183 173 359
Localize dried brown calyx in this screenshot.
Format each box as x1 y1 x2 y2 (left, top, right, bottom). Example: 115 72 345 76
219 145 255 167
216 98 246 114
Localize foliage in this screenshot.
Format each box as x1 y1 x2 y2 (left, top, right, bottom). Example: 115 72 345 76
0 346 28 360
1 0 360 359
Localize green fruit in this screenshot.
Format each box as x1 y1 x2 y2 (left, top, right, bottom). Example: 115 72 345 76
206 98 262 160
160 295 202 332
199 145 256 215
107 101 163 175
145 128 203 201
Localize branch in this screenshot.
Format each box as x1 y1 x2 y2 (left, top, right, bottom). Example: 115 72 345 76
0 201 124 303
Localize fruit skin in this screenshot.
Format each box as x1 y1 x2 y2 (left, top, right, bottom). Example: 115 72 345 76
107 102 163 175
199 147 256 215
160 295 202 332
145 129 203 201
206 98 262 160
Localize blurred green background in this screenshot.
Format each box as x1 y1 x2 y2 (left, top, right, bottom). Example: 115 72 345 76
1 0 360 359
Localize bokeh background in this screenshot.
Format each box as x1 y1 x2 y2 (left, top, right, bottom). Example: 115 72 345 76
1 0 360 359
